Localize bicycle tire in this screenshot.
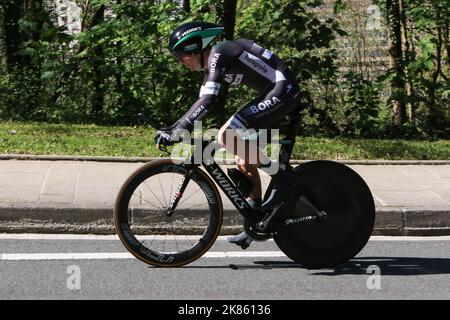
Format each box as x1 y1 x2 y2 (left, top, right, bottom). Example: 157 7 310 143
114 159 223 267
273 160 375 269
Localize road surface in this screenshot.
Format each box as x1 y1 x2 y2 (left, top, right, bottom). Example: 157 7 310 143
1 234 449 300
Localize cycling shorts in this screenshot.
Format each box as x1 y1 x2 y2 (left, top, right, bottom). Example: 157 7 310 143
225 80 301 132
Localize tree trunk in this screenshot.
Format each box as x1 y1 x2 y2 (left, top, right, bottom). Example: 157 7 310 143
429 9 443 116
214 0 237 125
25 0 44 88
182 0 190 13
443 6 450 77
216 0 237 41
386 0 407 128
90 4 105 123
25 0 44 43
115 0 123 113
399 0 414 124
2 0 25 70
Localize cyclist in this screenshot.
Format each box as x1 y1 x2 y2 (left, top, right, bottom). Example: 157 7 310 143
155 21 301 247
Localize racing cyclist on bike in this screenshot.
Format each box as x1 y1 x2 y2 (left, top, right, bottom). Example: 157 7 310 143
155 21 301 248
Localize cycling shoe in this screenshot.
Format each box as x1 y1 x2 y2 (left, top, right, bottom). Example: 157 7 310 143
227 231 253 249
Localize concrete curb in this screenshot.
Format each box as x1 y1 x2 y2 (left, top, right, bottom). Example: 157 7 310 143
0 204 448 236
1 154 449 165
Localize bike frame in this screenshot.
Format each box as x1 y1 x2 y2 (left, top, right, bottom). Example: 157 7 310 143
191 112 301 224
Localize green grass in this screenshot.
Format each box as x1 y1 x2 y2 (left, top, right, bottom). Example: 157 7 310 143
0 121 163 157
1 121 449 160
292 137 450 160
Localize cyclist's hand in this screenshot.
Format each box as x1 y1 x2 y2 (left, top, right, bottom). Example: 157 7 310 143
154 131 173 150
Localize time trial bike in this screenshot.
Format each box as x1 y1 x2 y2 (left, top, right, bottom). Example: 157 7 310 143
114 112 375 268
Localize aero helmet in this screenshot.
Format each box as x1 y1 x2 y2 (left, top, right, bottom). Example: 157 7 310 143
169 21 224 60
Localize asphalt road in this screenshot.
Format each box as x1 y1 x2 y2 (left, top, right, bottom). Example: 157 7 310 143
0 234 449 300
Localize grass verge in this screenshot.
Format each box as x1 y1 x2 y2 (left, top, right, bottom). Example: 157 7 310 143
1 121 449 160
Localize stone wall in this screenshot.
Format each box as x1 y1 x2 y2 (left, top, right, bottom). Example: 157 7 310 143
48 0 82 35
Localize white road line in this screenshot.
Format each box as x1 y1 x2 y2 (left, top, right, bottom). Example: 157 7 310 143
0 253 133 260
369 236 450 241
0 234 450 241
0 251 286 261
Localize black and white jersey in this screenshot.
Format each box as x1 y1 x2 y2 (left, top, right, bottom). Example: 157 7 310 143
172 39 299 132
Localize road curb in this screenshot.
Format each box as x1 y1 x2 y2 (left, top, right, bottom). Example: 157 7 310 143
1 154 449 165
0 205 448 236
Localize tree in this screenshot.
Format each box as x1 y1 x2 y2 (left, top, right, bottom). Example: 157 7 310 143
404 0 450 135
89 3 106 122
182 0 190 13
214 0 238 125
216 0 237 41
386 0 407 128
1 0 23 70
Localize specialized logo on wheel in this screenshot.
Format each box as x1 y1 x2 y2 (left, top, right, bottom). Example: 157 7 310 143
197 181 217 204
163 164 186 173
141 246 174 264
284 216 314 225
120 223 140 246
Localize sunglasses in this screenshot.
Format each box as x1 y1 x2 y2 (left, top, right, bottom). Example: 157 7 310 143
172 51 188 61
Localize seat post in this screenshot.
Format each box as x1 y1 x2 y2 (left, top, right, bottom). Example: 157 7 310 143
280 110 301 164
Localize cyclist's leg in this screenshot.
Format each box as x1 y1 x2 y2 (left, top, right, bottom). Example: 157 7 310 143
218 80 301 174
218 113 266 205
218 119 268 167
222 81 301 248
234 155 262 201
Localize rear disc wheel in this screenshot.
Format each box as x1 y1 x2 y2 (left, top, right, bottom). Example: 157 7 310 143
273 161 375 268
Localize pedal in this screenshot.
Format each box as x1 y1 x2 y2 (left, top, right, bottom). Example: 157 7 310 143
238 237 253 250
244 220 272 241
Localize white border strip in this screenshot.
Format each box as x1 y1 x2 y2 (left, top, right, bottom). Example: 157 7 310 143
1 234 450 241
1 253 133 260
0 251 286 261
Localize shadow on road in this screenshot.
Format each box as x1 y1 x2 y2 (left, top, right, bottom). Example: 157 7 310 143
169 257 450 274
310 257 450 276
148 261 303 269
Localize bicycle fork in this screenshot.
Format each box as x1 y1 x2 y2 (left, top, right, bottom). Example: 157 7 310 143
165 168 193 217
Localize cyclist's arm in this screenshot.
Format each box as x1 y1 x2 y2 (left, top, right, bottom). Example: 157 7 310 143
170 88 217 132
172 46 226 133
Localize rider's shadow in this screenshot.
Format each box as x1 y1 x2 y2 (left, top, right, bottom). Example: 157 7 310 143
306 257 450 276
225 257 450 275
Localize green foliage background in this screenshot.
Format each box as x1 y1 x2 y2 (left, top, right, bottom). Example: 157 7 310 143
0 0 449 139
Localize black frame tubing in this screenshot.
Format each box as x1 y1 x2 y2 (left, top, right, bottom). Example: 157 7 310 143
197 110 302 224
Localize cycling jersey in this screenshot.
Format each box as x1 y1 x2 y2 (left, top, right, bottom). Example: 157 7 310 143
171 39 300 133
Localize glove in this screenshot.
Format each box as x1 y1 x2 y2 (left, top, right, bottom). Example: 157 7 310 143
154 131 173 148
